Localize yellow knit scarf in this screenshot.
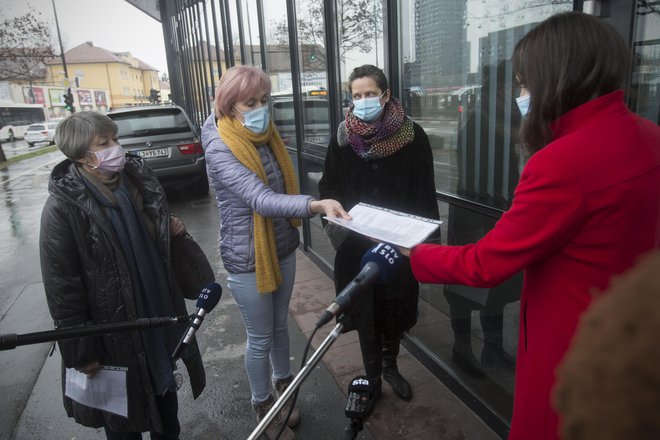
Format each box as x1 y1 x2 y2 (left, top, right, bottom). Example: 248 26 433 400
217 116 301 293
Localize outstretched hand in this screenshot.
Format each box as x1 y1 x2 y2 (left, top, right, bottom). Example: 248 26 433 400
310 199 352 220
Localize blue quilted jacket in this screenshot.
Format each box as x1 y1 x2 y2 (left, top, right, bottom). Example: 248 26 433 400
202 114 314 274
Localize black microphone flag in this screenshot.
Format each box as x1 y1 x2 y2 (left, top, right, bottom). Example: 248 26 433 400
171 282 223 360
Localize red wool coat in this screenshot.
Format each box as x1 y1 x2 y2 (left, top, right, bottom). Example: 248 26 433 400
410 91 660 440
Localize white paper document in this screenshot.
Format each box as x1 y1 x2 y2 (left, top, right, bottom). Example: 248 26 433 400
65 365 128 417
324 202 442 248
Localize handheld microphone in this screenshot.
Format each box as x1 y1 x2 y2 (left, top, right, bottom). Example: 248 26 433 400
316 243 402 328
171 282 222 360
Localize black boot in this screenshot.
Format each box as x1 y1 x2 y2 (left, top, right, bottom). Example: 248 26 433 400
382 337 413 401
364 376 382 417
358 331 384 416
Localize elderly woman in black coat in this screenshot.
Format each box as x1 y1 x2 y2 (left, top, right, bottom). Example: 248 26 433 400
39 111 205 439
319 64 439 411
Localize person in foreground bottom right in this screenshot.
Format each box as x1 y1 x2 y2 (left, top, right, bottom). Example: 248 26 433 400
403 11 660 440
553 251 660 440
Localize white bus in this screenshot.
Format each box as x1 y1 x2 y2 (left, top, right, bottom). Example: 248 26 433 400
0 101 48 142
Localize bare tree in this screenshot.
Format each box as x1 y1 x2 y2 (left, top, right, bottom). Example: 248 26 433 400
0 8 55 162
272 0 383 67
0 8 56 82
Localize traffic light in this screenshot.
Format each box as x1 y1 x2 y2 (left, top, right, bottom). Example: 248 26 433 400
64 89 75 113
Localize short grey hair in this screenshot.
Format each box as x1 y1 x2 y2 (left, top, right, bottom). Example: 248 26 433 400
54 111 118 160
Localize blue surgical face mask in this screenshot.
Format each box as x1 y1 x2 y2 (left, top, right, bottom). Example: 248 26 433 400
353 92 385 122
235 105 270 134
516 94 531 118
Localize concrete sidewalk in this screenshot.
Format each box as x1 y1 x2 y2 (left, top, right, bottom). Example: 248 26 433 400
288 251 499 440
10 249 499 439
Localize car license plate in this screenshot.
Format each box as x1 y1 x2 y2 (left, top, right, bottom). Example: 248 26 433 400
304 136 327 144
138 148 168 159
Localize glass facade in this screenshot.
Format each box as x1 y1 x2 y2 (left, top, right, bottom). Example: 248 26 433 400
159 1 653 435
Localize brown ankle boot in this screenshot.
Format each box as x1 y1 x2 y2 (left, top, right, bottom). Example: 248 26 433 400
252 394 295 440
273 375 301 428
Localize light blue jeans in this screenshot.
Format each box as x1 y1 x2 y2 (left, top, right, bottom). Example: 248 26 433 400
227 252 296 404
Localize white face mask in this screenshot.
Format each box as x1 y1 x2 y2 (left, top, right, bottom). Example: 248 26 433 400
516 94 531 118
353 91 386 122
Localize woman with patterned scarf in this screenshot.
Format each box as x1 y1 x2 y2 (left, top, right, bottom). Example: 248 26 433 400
201 65 349 440
319 64 439 413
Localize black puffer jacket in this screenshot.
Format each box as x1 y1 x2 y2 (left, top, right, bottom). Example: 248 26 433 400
39 157 205 433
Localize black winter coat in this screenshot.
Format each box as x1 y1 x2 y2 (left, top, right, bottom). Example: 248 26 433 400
318 120 440 336
39 157 205 433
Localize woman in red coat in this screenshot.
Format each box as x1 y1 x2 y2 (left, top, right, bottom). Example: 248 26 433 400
406 12 660 440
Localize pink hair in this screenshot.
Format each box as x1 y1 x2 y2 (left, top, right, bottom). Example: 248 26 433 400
214 65 271 117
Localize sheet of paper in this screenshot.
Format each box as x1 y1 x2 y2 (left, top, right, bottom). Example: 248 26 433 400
65 365 128 417
324 202 442 248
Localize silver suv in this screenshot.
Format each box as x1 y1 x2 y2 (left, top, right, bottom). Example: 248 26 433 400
107 105 208 196
271 94 331 148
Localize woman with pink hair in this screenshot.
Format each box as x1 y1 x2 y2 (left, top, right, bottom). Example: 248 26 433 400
201 65 349 439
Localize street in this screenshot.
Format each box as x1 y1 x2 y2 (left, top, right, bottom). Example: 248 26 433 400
0 139 53 160
0 152 366 440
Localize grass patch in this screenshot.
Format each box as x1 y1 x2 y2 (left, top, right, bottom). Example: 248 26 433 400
0 145 59 170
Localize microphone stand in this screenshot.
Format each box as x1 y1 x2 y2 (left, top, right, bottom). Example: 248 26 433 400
0 316 189 350
247 320 345 440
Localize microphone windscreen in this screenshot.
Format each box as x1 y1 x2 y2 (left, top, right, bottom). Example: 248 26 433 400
348 375 376 395
196 282 223 311
360 243 403 283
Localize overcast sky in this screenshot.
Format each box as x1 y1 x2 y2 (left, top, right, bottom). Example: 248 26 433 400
2 0 169 75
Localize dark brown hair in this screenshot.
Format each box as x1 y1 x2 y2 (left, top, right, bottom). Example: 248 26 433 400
512 12 630 153
348 64 389 94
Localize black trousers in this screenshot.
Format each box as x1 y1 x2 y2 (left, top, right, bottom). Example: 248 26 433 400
358 328 404 380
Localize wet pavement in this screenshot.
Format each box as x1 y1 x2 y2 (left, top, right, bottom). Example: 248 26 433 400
0 152 373 440
0 152 499 440
0 140 51 160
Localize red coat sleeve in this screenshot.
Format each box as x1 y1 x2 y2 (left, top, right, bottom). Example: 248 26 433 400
410 147 586 287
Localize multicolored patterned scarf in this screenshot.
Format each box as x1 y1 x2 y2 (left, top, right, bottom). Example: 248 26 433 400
345 97 414 160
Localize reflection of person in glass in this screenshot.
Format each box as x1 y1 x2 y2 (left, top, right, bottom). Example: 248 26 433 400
200 65 349 440
40 112 204 439
319 64 439 411
445 61 523 378
404 12 660 440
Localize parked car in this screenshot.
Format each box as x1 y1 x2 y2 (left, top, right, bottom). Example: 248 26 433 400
24 121 59 147
271 93 331 149
106 104 208 196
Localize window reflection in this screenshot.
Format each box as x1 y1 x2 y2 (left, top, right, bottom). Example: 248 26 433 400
630 3 660 125
338 0 385 112
241 0 263 68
